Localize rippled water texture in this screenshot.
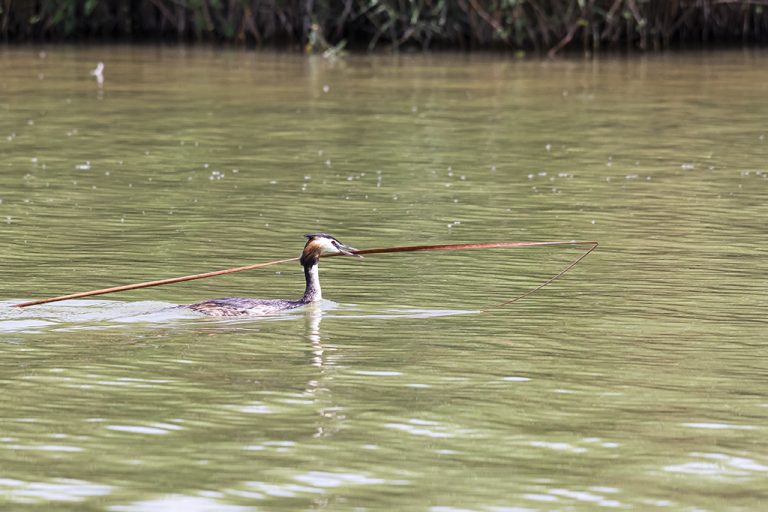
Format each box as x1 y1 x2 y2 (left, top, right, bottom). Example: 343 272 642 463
1 47 767 511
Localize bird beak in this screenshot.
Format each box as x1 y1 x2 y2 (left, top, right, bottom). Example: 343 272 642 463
335 242 362 258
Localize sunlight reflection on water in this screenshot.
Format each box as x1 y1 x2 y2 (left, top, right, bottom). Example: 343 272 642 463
109 495 254 512
0 478 113 504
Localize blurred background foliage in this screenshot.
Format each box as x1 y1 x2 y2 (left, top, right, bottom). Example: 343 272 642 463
1 1 767 54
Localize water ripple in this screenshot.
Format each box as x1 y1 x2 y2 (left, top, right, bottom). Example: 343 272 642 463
105 423 183 435
109 495 254 512
0 478 113 504
664 452 768 477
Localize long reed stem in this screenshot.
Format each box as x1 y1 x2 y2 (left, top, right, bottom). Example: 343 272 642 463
12 240 597 308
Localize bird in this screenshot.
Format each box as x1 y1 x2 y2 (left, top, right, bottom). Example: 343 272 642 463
90 62 104 86
184 233 359 317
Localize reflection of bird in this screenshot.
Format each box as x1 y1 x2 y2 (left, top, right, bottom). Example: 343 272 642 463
185 234 359 317
90 62 104 85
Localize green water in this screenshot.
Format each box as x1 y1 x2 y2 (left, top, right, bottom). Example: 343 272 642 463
1 47 767 511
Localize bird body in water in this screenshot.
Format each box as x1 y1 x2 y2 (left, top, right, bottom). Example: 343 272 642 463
184 233 358 317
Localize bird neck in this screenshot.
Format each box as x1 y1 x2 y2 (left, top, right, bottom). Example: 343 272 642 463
301 262 322 303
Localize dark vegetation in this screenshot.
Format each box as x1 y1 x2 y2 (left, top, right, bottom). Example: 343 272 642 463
2 1 768 55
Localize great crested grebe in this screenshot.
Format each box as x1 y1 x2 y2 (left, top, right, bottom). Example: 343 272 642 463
184 233 359 317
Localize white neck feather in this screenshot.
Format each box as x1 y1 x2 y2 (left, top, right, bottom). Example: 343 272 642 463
302 263 322 303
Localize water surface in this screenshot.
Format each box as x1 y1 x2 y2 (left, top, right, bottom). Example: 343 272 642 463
1 47 767 511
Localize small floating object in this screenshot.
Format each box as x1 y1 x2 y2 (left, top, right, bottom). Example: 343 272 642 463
12 235 598 312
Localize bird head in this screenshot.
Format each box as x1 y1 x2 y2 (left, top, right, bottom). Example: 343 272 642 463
301 233 360 266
